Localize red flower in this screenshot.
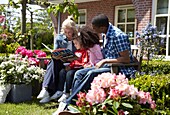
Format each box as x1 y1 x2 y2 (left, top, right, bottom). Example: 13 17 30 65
0 15 5 23
118 110 125 115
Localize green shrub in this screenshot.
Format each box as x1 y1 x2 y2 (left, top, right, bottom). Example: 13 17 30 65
141 60 170 75
6 42 20 53
0 40 5 53
129 74 170 114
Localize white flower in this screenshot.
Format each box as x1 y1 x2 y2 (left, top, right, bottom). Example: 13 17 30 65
0 54 45 84
32 75 39 79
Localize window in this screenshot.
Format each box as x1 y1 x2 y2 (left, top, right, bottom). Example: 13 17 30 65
76 9 86 28
115 5 136 45
153 0 170 58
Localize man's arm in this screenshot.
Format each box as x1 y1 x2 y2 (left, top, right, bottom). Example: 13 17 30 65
95 50 130 68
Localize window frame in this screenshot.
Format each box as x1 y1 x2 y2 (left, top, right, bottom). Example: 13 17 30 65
76 9 87 28
115 5 137 45
152 0 170 59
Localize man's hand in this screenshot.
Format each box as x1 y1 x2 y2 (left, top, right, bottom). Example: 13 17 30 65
95 59 106 69
84 64 92 68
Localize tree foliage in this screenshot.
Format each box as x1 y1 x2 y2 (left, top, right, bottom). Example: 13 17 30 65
8 0 79 20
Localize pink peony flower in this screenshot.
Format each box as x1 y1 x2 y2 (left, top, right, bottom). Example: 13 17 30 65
34 50 47 58
150 101 156 109
108 88 122 99
20 48 27 57
28 57 39 65
15 46 27 54
26 50 34 58
37 52 47 58
91 73 118 89
86 87 106 104
34 50 41 55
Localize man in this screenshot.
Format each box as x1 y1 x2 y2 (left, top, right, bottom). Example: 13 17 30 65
53 14 136 115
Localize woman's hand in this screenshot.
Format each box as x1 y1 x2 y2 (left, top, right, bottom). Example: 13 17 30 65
51 55 63 60
65 66 71 71
67 57 78 62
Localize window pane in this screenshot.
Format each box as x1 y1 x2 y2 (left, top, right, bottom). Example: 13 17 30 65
118 9 125 22
117 24 125 32
168 38 170 56
127 9 135 22
80 13 85 24
158 37 166 55
157 0 168 14
156 17 167 35
127 24 135 38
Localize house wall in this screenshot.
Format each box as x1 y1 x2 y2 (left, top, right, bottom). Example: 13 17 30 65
60 0 152 33
77 0 132 27
132 0 152 32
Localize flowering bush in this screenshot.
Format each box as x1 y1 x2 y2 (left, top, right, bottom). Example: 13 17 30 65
135 23 165 60
136 23 165 74
15 46 49 66
74 73 156 115
0 54 45 85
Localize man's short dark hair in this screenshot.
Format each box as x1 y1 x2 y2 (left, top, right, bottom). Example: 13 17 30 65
91 14 109 28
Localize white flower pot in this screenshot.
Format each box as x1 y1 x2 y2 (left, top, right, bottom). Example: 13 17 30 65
0 84 11 104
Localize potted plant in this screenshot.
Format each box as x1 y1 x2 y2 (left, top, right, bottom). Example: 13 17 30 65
0 54 45 103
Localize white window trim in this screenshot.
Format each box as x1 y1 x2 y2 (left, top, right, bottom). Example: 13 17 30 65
152 0 170 59
76 9 87 27
115 4 136 44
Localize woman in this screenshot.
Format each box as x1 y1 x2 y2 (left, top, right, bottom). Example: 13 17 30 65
37 16 78 103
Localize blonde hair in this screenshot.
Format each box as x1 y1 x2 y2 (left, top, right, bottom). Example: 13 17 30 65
61 16 77 37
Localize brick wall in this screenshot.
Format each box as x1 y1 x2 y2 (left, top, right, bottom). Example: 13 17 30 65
60 0 152 33
132 0 152 33
77 0 132 27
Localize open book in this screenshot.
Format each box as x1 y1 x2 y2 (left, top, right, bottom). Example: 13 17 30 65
42 43 78 62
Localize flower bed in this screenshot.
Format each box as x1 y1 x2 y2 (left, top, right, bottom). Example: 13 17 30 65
0 46 47 103
72 73 156 114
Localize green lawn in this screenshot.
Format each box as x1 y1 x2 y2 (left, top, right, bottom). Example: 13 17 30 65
0 97 58 115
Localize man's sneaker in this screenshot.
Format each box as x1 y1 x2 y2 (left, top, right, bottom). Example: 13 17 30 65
39 96 50 103
52 102 67 115
50 91 63 100
37 88 49 99
58 93 70 102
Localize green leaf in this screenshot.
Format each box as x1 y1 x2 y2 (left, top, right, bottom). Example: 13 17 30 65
113 101 120 109
122 102 133 108
67 105 80 113
108 109 117 115
93 107 97 114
